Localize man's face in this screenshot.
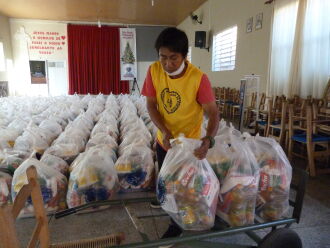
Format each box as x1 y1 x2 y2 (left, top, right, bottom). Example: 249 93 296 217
159 47 185 74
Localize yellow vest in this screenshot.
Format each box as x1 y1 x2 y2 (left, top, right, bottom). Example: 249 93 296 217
150 61 204 146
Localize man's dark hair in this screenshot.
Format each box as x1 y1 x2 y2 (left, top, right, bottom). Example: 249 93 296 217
155 27 188 58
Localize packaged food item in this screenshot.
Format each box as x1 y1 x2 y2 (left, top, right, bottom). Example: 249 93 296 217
214 134 259 227
245 135 292 221
157 137 219 231
0 171 12 205
67 145 119 208
12 158 67 217
115 143 154 191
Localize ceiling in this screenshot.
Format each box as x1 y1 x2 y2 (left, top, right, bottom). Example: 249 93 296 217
0 0 207 26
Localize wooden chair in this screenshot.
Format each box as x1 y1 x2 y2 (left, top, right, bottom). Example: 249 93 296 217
229 89 240 120
219 87 230 117
223 88 235 118
244 92 257 127
0 167 124 248
266 100 288 148
288 104 330 177
245 93 267 129
255 97 272 136
317 79 330 119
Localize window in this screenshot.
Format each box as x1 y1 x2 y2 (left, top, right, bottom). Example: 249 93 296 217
212 26 237 71
0 42 5 72
187 46 192 62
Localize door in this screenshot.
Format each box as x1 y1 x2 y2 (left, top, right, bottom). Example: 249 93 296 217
47 61 68 96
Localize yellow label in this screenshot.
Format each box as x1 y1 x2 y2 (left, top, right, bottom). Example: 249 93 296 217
7 140 15 147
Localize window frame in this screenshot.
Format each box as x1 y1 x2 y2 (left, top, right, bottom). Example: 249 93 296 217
212 26 238 72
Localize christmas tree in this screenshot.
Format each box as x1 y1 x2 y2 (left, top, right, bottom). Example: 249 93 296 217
121 42 135 64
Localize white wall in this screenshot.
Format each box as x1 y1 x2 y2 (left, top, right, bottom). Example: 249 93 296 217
0 14 14 86
10 19 68 96
177 0 272 92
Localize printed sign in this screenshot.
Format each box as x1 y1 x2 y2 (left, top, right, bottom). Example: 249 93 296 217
120 28 137 81
29 31 66 55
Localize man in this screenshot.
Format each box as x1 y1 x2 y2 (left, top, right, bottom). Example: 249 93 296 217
141 27 219 243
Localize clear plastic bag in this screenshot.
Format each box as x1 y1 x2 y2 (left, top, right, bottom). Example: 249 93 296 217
157 137 220 231
13 133 34 153
39 119 62 138
67 145 119 208
115 143 154 191
91 122 119 140
207 137 233 183
12 158 67 217
118 132 151 156
44 143 81 163
215 135 259 227
245 135 292 221
0 151 24 175
0 128 19 150
40 154 69 176
0 171 12 205
86 134 118 154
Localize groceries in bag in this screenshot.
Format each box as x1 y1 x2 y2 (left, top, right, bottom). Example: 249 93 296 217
214 135 259 227
12 158 67 217
67 145 119 208
157 137 219 230
115 143 154 191
245 135 292 221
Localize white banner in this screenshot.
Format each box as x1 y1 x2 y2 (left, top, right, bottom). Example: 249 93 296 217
120 28 137 81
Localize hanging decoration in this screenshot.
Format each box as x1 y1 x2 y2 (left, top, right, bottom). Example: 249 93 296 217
120 28 137 81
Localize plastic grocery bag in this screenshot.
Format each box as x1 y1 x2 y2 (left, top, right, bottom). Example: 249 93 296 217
12 158 67 217
40 153 69 176
91 122 119 140
85 133 118 154
157 137 220 231
245 134 292 221
0 151 24 175
118 132 151 156
67 145 119 208
0 171 12 205
214 135 259 227
0 128 19 150
207 126 242 183
207 136 233 183
115 142 154 191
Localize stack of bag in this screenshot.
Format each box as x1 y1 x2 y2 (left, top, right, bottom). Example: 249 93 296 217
115 95 155 191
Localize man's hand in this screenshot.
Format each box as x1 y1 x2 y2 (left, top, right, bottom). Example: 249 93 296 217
194 137 211 160
162 130 173 150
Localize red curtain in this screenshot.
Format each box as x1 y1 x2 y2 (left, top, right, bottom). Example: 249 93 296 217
67 24 129 94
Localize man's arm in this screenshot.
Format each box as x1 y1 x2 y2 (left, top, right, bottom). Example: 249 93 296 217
146 96 173 149
194 101 219 159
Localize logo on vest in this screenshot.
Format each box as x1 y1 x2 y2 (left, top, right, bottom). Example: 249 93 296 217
161 88 181 114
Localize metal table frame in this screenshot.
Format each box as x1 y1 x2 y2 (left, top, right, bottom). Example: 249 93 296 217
55 168 307 248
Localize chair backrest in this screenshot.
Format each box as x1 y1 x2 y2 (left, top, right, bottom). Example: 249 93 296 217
0 166 50 248
259 93 266 110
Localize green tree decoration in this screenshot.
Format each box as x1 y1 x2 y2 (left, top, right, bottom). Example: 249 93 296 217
121 42 135 64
